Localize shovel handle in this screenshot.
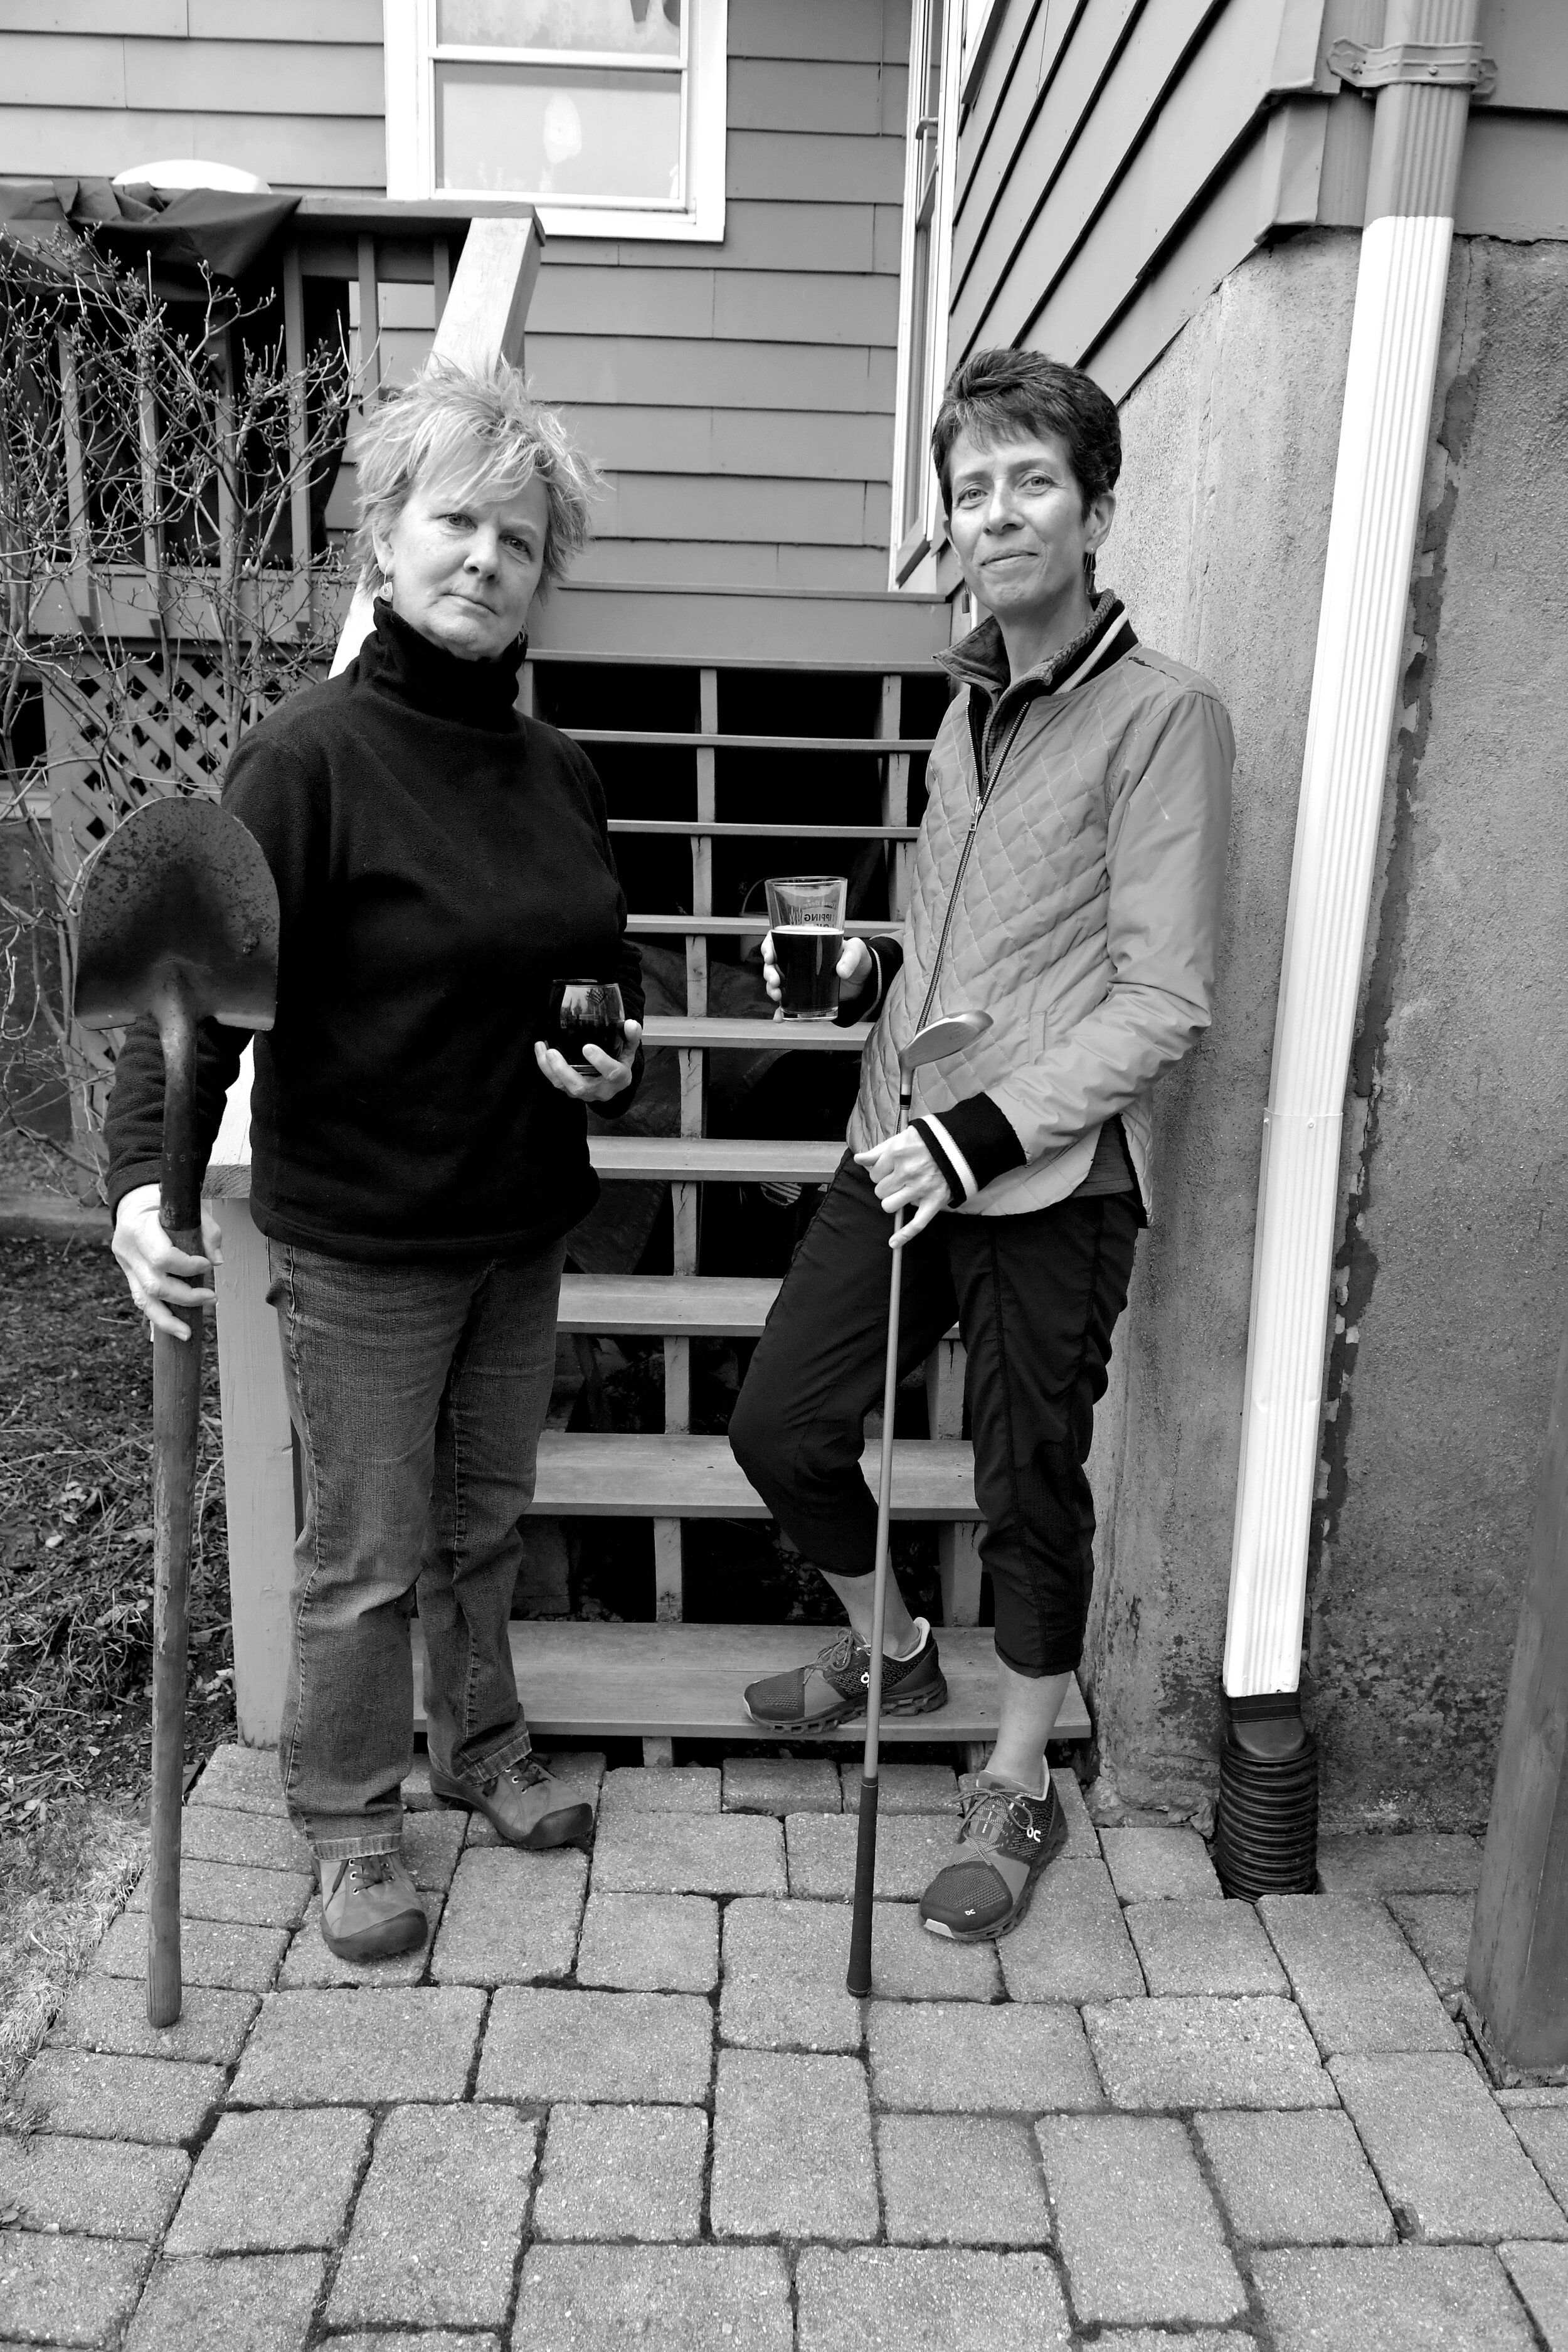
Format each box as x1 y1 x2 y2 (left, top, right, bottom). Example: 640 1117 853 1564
147 1295 200 2026
147 992 204 2030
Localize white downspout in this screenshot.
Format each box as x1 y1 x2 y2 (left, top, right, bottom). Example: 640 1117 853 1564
1223 0 1488 1702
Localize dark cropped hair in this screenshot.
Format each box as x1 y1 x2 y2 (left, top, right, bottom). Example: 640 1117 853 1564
932 348 1121 515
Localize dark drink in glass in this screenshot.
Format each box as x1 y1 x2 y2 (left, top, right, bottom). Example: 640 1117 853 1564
766 876 847 1021
546 978 626 1069
772 926 844 1018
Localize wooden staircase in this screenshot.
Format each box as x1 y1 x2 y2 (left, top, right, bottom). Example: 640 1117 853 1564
205 581 1091 1757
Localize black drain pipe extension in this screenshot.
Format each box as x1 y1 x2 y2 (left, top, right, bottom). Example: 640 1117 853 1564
1214 1 1489 1895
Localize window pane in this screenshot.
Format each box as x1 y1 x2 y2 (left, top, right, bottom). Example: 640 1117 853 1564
438 0 681 57
436 63 683 201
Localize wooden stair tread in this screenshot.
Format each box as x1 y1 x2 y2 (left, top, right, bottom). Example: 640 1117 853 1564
559 1273 958 1343
531 1432 978 1518
627 914 886 937
570 729 933 755
208 1130 847 1196
590 1136 845 1182
610 820 915 842
411 1621 1091 1745
645 1016 868 1050
560 1274 779 1335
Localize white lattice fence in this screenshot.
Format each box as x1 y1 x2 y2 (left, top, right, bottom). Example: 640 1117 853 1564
31 643 320 1141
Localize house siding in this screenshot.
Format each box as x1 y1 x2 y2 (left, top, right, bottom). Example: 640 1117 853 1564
951 0 1568 404
525 0 911 590
0 2 386 188
0 0 911 594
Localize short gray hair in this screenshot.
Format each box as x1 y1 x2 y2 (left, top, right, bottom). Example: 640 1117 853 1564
352 357 598 593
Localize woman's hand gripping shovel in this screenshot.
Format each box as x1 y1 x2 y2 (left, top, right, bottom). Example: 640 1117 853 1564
75 800 278 2028
847 1009 992 1999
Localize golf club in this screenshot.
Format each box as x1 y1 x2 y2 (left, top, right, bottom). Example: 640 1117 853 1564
75 798 278 2028
847 1008 993 1998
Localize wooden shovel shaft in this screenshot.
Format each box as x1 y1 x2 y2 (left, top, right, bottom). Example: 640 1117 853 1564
147 1304 200 2027
146 993 203 2030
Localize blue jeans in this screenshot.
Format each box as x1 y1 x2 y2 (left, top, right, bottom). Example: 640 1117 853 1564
266 1239 566 1858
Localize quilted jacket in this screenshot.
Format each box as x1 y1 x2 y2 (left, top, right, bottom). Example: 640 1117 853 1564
844 599 1234 1222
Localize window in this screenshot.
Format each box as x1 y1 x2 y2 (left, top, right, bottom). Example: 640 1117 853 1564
383 0 727 242
888 0 963 588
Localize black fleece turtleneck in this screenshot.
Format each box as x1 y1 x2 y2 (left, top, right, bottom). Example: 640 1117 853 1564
105 603 645 1259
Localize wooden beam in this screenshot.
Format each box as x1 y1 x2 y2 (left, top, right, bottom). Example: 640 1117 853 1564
281 243 312 625
1466 1322 1568 2074
55 331 93 627
331 211 543 680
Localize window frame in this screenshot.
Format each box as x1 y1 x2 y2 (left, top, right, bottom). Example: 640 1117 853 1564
383 0 728 243
887 0 964 590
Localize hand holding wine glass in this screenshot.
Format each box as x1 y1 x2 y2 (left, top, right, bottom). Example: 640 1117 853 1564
536 979 640 1102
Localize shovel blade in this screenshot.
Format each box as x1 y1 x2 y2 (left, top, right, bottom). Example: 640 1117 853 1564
75 798 278 1032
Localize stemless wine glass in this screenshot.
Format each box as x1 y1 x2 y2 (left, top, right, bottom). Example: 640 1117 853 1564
765 875 847 1020
546 978 626 1071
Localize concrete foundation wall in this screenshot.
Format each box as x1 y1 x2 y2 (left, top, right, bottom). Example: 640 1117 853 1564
1307 236 1568 1831
1082 228 1568 1832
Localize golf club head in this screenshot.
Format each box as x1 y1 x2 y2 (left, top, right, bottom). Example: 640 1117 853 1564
75 798 279 1033
898 1008 993 1078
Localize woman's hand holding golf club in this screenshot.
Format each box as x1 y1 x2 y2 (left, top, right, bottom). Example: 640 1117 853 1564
855 1129 949 1245
113 1184 223 1340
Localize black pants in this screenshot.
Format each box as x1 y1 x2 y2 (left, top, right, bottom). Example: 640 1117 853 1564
729 1153 1141 1677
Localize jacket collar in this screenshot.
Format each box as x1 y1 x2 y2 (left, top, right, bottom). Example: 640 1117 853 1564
938 590 1138 707
356 600 527 734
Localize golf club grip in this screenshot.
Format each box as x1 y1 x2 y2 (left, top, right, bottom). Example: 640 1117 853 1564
846 1776 879 1996
146 1295 201 2029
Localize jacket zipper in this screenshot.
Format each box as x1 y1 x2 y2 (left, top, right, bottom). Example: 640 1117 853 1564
911 692 1033 1037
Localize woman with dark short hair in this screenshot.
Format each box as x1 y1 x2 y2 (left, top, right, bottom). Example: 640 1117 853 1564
105 360 644 1961
730 348 1233 1942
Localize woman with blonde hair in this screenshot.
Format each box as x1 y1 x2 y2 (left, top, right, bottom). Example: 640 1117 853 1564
105 359 644 1959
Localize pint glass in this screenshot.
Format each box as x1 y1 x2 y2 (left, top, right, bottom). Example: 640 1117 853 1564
766 875 846 1020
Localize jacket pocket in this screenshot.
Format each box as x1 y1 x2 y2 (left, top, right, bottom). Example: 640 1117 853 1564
1029 1008 1049 1062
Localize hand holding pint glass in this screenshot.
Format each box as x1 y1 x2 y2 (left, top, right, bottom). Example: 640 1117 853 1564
763 876 869 1020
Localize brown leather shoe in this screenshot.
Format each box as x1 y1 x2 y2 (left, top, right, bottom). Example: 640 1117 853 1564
430 1756 593 1850
319 1850 427 1961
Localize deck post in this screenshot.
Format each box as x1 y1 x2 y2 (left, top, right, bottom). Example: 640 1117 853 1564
1465 1319 1568 2074
927 1338 981 1625
212 1202 296 1743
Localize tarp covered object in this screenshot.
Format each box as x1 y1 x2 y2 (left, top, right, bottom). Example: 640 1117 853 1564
0 178 300 291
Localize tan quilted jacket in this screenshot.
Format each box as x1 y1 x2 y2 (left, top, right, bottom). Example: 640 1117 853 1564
845 610 1234 1221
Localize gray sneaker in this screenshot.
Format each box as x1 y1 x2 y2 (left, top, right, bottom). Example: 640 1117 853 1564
743 1618 948 1732
919 1774 1067 1941
319 1849 426 1961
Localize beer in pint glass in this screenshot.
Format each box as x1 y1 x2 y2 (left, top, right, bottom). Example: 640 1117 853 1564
766 876 846 1020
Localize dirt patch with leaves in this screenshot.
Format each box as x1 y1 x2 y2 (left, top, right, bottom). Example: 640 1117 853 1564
0 1230 234 2094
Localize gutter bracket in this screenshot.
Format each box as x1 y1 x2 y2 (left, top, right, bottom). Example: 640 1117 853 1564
1328 37 1497 98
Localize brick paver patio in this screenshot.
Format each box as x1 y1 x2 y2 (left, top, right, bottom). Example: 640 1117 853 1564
3 1744 1565 2349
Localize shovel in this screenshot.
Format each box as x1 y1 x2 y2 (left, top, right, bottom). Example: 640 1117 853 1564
75 798 278 2027
847 1008 992 1999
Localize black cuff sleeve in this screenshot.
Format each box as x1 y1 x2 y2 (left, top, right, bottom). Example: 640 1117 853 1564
837 935 904 1025
933 1091 1028 1194
911 1117 966 1207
